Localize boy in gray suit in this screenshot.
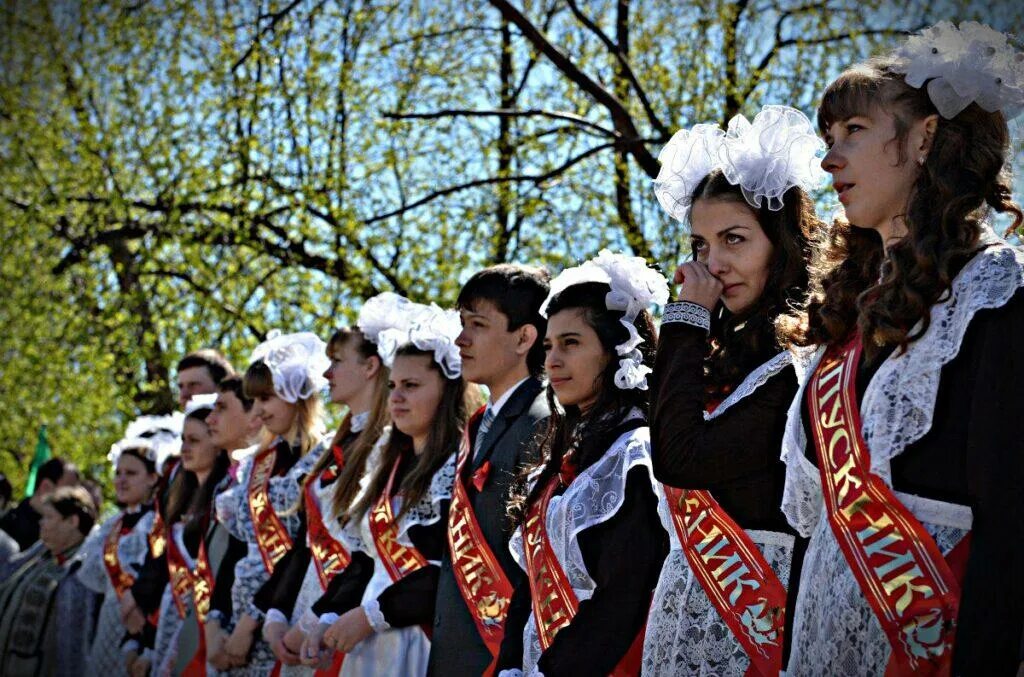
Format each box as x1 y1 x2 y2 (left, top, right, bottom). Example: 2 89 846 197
428 264 551 676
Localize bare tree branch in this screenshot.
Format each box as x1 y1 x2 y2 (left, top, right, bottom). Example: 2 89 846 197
382 107 616 138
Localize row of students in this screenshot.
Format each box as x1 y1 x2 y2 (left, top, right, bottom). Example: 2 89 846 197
75 19 1022 677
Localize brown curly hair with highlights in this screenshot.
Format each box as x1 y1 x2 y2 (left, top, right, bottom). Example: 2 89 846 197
778 56 1023 357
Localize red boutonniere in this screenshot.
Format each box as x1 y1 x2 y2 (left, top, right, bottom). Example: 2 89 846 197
472 461 492 492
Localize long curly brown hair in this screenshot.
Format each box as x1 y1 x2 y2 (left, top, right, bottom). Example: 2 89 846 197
691 170 819 400
778 57 1023 355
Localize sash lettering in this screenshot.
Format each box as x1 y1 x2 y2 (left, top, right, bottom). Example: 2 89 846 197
102 517 136 599
165 534 192 619
148 501 167 558
664 485 787 676
305 462 352 591
248 446 293 573
807 336 965 676
448 407 514 675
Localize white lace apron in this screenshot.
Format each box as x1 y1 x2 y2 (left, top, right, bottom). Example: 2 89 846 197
782 237 1023 675
641 352 796 677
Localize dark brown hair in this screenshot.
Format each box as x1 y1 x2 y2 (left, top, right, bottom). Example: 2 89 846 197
689 170 818 400
164 407 230 544
44 485 97 535
345 344 478 521
508 281 657 524
779 56 1023 355
177 349 235 384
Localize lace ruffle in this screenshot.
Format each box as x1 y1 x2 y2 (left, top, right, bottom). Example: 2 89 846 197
706 350 791 421
781 237 1023 537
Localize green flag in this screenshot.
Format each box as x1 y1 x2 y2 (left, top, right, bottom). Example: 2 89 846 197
25 425 51 497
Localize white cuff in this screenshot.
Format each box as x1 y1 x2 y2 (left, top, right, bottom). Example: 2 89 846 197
121 639 140 655
318 612 340 626
362 599 391 633
498 671 524 677
663 300 711 331
265 608 289 626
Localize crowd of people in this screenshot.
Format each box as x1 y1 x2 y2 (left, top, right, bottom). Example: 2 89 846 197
0 20 1022 677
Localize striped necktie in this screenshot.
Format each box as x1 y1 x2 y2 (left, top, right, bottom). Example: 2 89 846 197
473 406 496 461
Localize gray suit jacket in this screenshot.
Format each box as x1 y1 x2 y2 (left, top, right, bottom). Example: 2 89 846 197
428 377 549 677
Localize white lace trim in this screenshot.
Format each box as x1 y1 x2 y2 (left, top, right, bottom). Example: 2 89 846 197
362 598 391 632
705 350 792 420
781 236 1021 536
663 300 711 331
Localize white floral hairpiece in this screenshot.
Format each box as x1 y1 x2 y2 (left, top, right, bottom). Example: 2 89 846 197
541 249 669 391
357 292 463 379
249 330 330 404
892 21 1024 120
108 412 185 472
653 105 826 223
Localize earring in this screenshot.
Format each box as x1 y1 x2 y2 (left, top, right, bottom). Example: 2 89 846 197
917 155 926 166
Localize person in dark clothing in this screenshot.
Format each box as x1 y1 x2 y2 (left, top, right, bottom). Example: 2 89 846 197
645 105 824 675
777 24 1024 675
425 264 551 677
497 253 670 676
0 457 81 550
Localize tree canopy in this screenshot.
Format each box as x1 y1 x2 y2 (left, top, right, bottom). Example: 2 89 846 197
1 0 1021 490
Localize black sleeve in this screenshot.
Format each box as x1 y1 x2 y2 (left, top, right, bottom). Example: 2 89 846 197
952 291 1024 675
130 551 168 616
253 520 310 617
375 499 449 628
651 321 797 488
495 561 533 671
310 550 374 616
210 534 248 624
536 467 668 675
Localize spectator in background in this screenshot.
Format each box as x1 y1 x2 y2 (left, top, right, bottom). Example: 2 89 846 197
0 458 81 550
176 349 235 410
0 475 16 565
0 485 99 676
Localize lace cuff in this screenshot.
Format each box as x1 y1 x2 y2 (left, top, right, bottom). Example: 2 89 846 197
362 599 391 633
498 671 524 677
663 301 711 331
265 608 289 627
318 612 340 626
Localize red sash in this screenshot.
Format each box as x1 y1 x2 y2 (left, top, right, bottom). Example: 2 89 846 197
102 516 136 599
807 336 965 676
248 446 293 573
181 537 216 676
448 407 515 675
368 453 432 638
305 461 352 591
523 474 644 676
664 485 787 676
148 500 167 558
165 531 192 619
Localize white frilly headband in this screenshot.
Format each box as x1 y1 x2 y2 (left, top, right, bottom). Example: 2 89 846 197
541 249 669 391
249 330 330 403
357 292 462 379
653 105 826 224
108 412 185 473
892 21 1024 120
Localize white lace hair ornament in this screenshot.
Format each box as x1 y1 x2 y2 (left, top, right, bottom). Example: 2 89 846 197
357 292 463 379
891 21 1024 120
107 412 185 472
249 330 330 403
653 105 826 224
540 249 669 391
184 393 218 416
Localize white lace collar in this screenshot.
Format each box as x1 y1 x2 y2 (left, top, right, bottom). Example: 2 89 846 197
705 350 792 420
781 235 1024 536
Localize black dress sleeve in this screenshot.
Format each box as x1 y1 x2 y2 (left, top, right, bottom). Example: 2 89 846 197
651 321 797 488
310 550 375 617
948 290 1024 675
253 519 310 618
130 551 169 616
536 467 668 675
495 553 534 671
375 499 449 628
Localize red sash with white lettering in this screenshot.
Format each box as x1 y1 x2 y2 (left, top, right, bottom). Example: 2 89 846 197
523 474 645 676
807 336 964 676
248 446 293 573
448 407 514 675
664 485 787 676
304 452 352 591
165 533 192 619
102 516 136 599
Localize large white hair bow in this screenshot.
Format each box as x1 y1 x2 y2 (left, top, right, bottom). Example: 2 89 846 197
249 330 330 403
108 412 185 473
357 292 463 379
892 21 1024 120
654 105 826 223
542 249 669 391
